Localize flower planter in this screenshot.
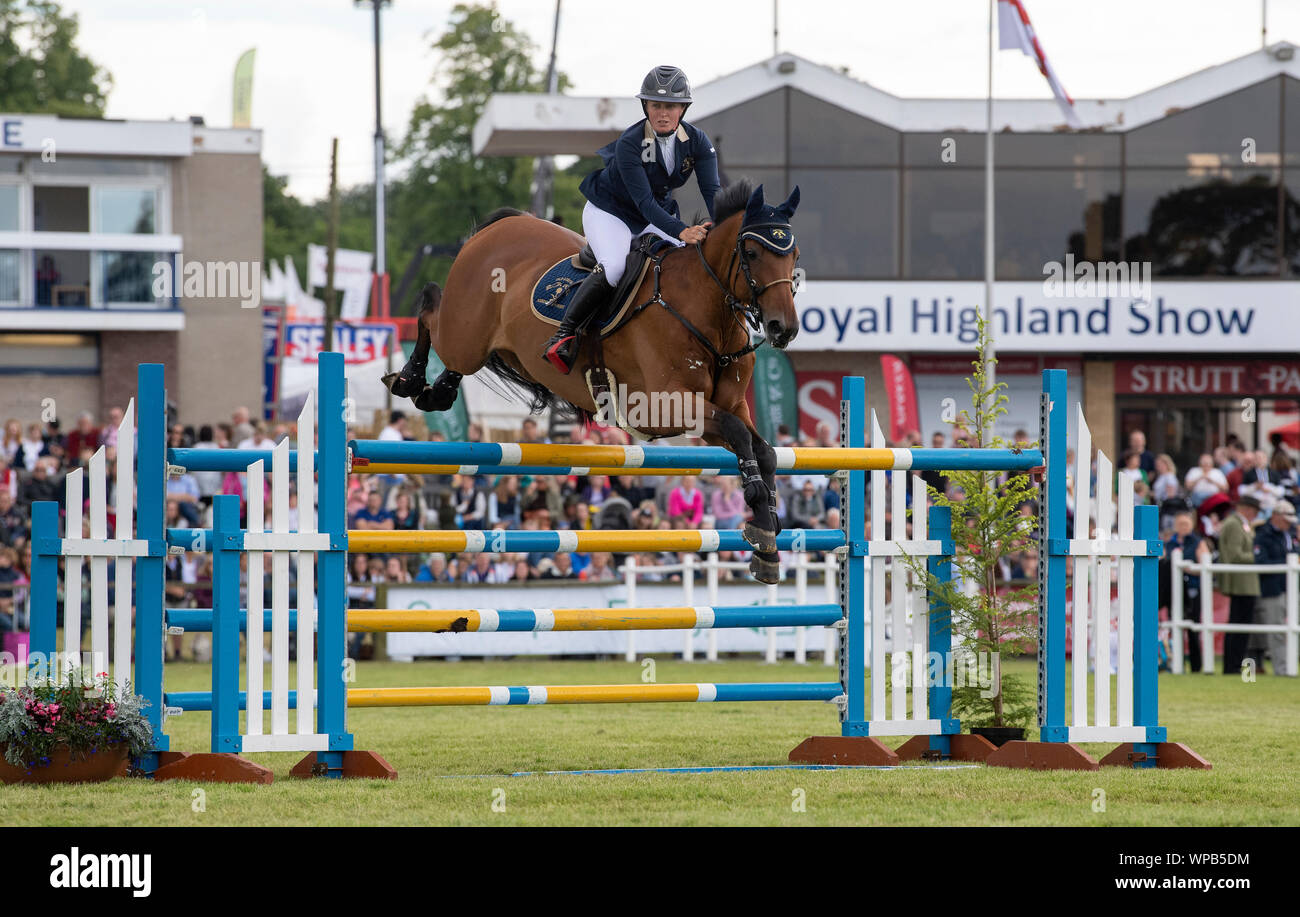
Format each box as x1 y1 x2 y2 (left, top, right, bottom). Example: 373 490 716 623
0 743 129 784
969 727 1026 748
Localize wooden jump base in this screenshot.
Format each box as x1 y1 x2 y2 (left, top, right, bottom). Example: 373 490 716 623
29 352 1207 782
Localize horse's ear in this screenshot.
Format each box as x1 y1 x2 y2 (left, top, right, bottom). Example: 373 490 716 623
777 186 800 219
745 184 766 223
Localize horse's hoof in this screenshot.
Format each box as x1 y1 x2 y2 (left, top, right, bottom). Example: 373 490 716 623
413 384 456 412
750 551 780 585
743 522 777 554
382 368 426 399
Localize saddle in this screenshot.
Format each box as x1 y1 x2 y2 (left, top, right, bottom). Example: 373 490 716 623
531 233 677 338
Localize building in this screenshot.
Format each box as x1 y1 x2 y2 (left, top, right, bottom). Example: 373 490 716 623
474 44 1300 470
0 114 263 427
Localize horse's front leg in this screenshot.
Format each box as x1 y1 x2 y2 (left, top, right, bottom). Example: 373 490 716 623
704 404 781 585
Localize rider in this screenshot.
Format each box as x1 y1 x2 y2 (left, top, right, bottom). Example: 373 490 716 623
542 65 722 374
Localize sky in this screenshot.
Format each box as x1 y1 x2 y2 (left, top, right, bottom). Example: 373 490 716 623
57 0 1300 201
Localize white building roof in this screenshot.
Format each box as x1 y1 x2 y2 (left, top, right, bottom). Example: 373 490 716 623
474 42 1300 156
0 113 261 157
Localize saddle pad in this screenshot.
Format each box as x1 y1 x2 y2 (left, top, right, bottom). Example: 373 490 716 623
529 254 656 336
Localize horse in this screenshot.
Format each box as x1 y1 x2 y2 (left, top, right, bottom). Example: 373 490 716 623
383 180 802 584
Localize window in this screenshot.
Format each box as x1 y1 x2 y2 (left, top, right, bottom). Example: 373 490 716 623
694 90 786 168
904 133 985 167
789 90 898 166
674 167 786 227
1126 79 1281 167
0 185 18 231
35 250 90 305
94 188 157 234
100 251 163 304
34 186 88 232
0 251 18 302
1124 167 1280 275
789 168 897 279
903 169 983 279
996 169 1121 278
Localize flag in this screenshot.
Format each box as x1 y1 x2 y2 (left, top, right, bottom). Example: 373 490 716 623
997 0 1083 129
232 48 256 128
879 355 920 445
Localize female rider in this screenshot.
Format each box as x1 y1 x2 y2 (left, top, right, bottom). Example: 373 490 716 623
542 65 721 373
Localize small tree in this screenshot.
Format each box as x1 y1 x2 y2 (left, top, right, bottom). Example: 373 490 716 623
909 321 1038 729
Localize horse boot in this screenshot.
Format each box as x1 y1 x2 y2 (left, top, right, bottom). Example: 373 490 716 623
543 265 614 374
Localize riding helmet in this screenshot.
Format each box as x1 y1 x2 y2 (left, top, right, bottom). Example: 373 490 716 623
637 65 692 114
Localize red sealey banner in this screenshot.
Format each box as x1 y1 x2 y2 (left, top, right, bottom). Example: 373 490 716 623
1115 360 1300 396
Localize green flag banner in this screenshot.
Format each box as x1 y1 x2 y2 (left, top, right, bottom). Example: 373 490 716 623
749 346 796 444
402 342 470 440
232 49 255 128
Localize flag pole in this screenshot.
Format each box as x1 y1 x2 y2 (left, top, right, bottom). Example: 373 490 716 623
983 0 997 440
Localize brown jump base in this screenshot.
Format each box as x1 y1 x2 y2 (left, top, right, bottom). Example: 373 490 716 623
895 733 997 763
149 749 396 784
986 740 1212 771
789 736 901 766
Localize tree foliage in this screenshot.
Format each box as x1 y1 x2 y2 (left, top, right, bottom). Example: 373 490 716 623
0 0 111 116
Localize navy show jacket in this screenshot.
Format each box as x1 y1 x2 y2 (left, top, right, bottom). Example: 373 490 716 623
579 118 721 240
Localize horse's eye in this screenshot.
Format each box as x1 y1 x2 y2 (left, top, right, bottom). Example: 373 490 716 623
745 249 760 260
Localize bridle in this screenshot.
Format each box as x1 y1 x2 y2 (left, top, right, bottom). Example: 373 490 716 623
627 222 796 368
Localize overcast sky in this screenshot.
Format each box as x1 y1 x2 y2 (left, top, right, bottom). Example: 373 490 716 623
62 0 1300 201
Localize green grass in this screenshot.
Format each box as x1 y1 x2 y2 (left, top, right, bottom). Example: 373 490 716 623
1 657 1297 826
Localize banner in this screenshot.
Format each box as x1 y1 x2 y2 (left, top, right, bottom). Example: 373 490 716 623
789 281 1300 353
879 354 920 443
307 245 374 320
747 347 796 444
232 48 255 128
794 372 842 443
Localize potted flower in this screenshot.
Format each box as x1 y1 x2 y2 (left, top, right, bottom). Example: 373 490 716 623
0 670 154 783
907 323 1038 744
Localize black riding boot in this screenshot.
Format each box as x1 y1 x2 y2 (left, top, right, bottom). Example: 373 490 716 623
543 266 615 374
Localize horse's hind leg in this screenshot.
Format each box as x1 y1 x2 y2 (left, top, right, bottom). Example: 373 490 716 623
383 282 440 399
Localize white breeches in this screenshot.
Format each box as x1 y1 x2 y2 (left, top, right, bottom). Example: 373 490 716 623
582 200 683 284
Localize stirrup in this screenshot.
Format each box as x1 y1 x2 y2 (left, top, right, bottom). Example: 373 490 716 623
545 333 578 374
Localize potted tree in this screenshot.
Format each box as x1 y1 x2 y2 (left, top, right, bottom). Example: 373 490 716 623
908 323 1038 744
0 669 154 783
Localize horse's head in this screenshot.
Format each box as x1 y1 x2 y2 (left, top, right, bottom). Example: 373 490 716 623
734 184 801 349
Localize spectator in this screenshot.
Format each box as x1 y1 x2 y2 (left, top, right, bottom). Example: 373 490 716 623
454 475 487 530
580 474 612 509
384 556 412 584
0 491 27 547
1217 494 1261 675
488 475 522 528
919 431 949 498
1225 445 1253 499
64 412 101 465
378 411 408 442
236 421 276 452
1128 430 1156 474
188 425 225 507
1165 510 1211 673
415 553 449 582
351 489 395 530
1 420 20 467
787 479 825 529
390 489 420 531
166 468 204 527
1240 450 1285 516
1253 499 1297 676
710 476 745 529
579 551 617 582
21 458 61 505
1151 454 1180 504
519 417 547 444
15 423 46 472
465 552 504 584
1118 450 1148 489
1184 454 1228 507
668 476 704 528
513 557 534 582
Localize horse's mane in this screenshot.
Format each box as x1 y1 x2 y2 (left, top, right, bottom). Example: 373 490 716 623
693 178 754 226
472 207 527 235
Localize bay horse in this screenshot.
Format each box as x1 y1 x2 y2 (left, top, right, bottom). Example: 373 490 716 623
383 180 801 583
